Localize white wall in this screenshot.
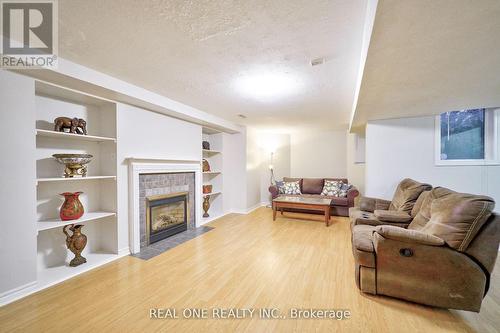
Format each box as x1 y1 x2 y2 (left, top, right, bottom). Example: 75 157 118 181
222 130 247 213
366 116 500 211
0 71 37 296
258 133 291 204
116 103 202 252
290 130 347 178
347 133 366 194
246 128 263 209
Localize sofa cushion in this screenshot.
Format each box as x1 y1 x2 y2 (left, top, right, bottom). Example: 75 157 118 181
302 178 324 194
374 210 412 223
408 188 448 231
281 181 301 195
321 180 342 196
283 177 303 192
389 178 432 213
420 187 495 251
411 190 430 218
352 225 377 267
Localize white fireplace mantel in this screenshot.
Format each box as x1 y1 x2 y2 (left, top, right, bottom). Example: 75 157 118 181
127 158 202 254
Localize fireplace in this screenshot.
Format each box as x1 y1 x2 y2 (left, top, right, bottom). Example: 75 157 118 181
146 191 188 245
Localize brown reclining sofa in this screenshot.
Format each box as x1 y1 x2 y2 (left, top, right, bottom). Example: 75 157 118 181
350 178 500 312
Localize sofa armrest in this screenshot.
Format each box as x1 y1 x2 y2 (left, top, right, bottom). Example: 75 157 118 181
375 225 444 246
269 185 279 199
359 197 392 213
347 187 359 207
374 210 412 223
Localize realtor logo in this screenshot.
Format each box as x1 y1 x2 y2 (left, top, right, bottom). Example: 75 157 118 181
1 0 57 68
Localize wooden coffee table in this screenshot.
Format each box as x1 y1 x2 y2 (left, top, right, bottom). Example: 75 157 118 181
272 196 333 226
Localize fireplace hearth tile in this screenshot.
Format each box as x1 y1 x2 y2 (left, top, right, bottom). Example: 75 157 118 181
132 226 214 260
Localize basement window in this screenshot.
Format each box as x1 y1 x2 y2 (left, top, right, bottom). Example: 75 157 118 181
435 108 499 166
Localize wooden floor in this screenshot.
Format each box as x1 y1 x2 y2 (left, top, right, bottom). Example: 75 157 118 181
1 207 499 333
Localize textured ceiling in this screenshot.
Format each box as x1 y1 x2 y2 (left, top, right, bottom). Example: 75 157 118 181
59 0 367 131
352 0 500 129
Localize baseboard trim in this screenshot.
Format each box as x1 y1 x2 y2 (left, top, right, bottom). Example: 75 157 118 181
118 247 131 256
0 281 37 307
232 202 267 215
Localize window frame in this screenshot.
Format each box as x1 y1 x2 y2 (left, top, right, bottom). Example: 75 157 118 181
434 108 499 166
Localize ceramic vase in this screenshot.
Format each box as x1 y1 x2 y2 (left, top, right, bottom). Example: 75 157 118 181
202 159 211 172
203 196 210 218
63 224 87 267
60 192 84 221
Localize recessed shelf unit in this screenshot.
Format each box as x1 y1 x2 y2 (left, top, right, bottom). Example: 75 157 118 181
34 80 119 290
202 128 224 224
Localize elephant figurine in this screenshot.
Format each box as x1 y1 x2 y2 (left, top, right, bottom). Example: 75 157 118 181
54 117 87 135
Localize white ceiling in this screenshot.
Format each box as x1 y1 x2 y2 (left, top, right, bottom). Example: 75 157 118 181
59 0 368 132
352 0 500 129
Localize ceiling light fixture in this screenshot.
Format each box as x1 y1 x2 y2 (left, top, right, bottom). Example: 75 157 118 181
234 70 302 102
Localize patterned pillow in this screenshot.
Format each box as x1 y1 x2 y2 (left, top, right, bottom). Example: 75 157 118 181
339 183 353 197
321 180 343 196
275 181 285 194
281 181 301 195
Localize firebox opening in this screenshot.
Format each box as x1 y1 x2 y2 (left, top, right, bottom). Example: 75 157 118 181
146 191 188 245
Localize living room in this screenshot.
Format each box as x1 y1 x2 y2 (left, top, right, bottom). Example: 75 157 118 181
0 1 499 332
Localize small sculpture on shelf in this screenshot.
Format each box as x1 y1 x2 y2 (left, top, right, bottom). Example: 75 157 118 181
202 141 210 150
203 184 213 194
202 159 211 172
52 154 93 178
60 192 84 221
63 224 87 267
54 117 87 135
202 196 211 218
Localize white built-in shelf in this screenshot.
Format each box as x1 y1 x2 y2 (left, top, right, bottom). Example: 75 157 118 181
203 171 221 175
37 212 116 232
36 129 117 143
37 252 121 291
202 149 222 155
203 191 222 196
37 176 116 184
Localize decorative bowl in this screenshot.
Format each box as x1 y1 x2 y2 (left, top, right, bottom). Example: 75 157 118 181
52 154 93 178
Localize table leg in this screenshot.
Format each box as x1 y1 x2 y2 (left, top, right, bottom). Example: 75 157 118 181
273 203 277 221
325 207 331 226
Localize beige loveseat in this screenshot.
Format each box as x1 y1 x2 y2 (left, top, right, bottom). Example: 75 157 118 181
350 179 500 312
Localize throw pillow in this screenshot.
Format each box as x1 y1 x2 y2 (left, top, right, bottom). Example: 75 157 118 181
321 180 342 196
282 181 301 195
275 181 285 194
339 183 353 197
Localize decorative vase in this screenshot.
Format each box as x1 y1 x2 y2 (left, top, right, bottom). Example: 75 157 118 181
203 184 213 194
52 154 93 178
63 224 87 267
202 159 211 172
202 196 210 217
202 141 210 150
60 192 84 221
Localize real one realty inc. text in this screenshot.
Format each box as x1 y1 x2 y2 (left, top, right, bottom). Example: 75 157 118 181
150 308 351 320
